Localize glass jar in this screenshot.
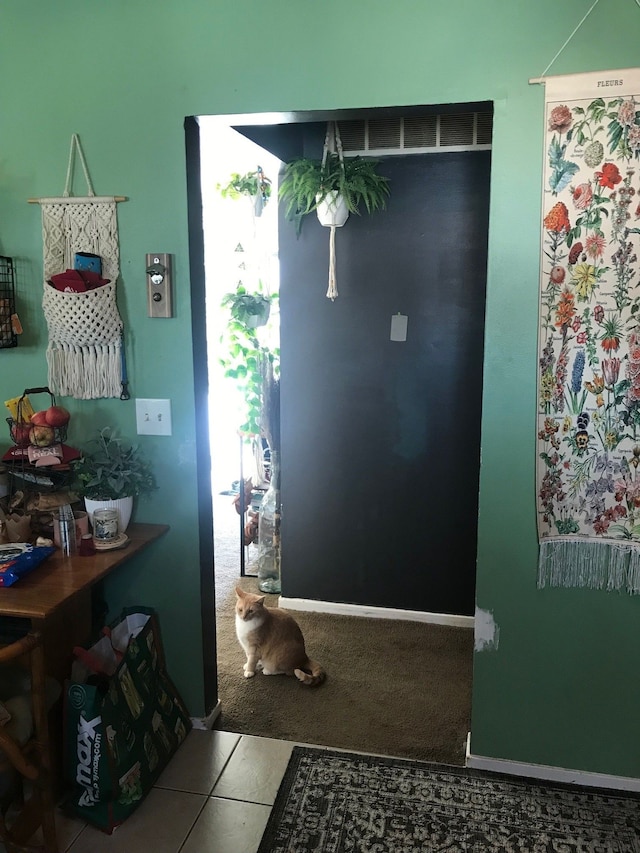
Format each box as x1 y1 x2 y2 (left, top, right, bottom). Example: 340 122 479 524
257 451 281 594
92 508 119 542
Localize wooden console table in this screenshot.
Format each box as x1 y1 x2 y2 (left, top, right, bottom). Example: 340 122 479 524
0 523 169 793
0 523 169 682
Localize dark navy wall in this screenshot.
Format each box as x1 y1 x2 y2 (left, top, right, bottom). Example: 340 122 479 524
279 151 491 615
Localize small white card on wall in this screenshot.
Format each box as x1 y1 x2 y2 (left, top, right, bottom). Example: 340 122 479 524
390 314 408 341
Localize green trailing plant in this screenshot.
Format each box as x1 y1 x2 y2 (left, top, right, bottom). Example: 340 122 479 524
73 428 158 500
219 287 279 437
217 168 272 204
279 152 390 221
221 285 273 328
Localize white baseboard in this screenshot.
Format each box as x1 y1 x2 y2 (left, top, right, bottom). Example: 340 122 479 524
191 700 222 730
465 733 640 792
279 596 474 628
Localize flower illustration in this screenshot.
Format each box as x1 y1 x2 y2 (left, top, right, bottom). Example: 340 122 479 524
625 332 640 404
571 263 597 301
629 125 640 153
575 430 590 450
544 201 571 233
555 289 575 328
576 331 587 344
572 182 593 210
585 374 605 395
602 357 621 385
570 350 585 391
584 141 604 168
550 265 566 284
568 242 584 264
617 100 636 127
585 233 606 259
595 162 622 189
593 304 604 324
600 316 623 352
548 105 573 133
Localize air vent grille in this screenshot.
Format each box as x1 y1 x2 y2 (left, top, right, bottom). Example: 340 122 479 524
476 112 493 145
404 115 438 148
439 112 474 147
339 120 366 151
368 119 402 149
339 111 492 155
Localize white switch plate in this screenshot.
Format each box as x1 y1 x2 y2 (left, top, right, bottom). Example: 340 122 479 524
135 398 172 436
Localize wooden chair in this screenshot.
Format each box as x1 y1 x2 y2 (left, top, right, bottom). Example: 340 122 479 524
0 631 59 853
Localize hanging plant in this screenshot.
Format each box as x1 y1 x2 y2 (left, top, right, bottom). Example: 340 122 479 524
219 285 279 437
221 285 273 328
279 152 390 221
279 123 390 299
217 167 272 216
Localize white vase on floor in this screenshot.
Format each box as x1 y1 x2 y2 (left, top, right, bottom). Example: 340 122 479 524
84 495 134 534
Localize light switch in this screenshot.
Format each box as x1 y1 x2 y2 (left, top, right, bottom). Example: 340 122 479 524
390 313 408 341
135 398 172 436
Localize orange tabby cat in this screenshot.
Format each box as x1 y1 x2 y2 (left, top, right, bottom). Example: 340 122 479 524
235 586 326 686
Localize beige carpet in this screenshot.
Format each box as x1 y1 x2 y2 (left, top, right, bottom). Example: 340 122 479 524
213 495 473 765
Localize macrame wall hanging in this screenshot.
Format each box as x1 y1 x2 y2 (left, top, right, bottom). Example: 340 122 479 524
29 134 128 400
318 122 350 301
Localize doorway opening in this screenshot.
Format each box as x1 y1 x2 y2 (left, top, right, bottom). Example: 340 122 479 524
187 103 492 741
199 119 281 608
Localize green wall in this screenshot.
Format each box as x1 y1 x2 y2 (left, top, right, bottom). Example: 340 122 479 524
2 0 639 778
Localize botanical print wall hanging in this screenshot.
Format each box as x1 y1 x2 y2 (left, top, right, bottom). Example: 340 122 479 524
537 68 640 594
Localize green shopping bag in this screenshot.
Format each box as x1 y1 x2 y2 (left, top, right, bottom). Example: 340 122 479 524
63 607 191 832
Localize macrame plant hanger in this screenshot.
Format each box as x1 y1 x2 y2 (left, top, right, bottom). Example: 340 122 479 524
319 121 349 301
29 134 129 400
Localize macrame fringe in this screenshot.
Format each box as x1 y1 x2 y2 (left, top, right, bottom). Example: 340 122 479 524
46 342 122 400
538 539 640 594
326 225 338 300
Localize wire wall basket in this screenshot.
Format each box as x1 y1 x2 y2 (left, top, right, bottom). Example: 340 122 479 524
0 256 17 349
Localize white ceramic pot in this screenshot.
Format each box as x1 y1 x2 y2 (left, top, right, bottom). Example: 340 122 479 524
84 495 134 534
316 191 349 228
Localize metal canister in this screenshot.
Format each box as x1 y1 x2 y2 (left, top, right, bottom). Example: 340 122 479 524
92 508 119 541
58 506 77 556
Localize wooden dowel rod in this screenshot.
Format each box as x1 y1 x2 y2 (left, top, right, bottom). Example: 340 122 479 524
27 196 127 203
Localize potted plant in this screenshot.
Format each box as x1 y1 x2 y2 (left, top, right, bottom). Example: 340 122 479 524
73 427 157 534
217 167 272 217
279 152 390 225
279 125 390 299
219 287 279 436
221 285 273 329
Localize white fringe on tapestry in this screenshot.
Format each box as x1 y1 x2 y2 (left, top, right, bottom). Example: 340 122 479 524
538 539 640 594
45 342 122 400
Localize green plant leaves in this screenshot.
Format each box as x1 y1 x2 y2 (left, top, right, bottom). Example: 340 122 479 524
74 427 157 500
279 153 390 220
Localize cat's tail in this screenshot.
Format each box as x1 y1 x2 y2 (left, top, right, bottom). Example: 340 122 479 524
294 659 326 687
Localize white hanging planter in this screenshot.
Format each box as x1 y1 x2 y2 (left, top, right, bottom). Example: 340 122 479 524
316 191 349 228
85 495 134 534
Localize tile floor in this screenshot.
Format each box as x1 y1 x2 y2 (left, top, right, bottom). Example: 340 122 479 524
44 729 299 853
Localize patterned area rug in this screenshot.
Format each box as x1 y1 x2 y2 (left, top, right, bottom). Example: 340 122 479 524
258 747 640 852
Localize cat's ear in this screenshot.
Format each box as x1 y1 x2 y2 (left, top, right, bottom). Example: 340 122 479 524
235 586 245 598
256 596 266 606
